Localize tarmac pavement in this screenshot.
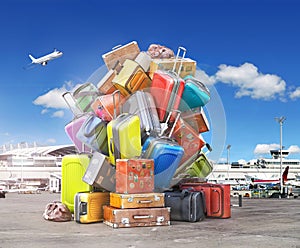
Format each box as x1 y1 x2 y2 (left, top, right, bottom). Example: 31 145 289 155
0 192 300 248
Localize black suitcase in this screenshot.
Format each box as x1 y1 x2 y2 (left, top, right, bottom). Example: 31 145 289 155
164 189 205 222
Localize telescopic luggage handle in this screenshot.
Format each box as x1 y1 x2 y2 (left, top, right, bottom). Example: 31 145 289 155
159 109 181 137
62 91 83 117
172 46 186 76
112 90 122 119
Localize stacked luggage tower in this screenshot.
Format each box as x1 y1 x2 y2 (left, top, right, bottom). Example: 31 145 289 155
61 41 231 228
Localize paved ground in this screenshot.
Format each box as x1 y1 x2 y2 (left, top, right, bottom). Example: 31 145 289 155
0 192 300 248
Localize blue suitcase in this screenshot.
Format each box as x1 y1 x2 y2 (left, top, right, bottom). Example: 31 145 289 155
141 111 184 192
179 75 210 112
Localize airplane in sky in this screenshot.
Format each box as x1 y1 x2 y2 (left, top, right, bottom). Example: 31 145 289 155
26 49 63 67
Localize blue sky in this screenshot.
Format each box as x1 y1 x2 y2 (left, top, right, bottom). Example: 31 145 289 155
0 0 300 163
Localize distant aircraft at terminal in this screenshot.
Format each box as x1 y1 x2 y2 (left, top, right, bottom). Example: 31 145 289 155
24 49 63 69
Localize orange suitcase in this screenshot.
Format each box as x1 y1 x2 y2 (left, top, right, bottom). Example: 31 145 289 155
180 183 231 218
115 158 154 194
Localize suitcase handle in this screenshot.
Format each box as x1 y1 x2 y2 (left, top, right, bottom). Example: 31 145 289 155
133 215 153 219
160 109 181 137
137 200 153 204
172 46 186 76
212 189 221 214
62 92 84 117
112 90 121 119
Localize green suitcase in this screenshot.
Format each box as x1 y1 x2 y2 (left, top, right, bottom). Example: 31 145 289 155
61 154 93 213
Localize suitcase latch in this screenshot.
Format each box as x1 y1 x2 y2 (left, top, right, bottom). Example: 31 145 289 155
121 218 130 224
157 216 165 223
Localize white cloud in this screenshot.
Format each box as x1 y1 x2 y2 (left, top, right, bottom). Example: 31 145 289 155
51 110 64 118
288 145 300 154
254 144 300 155
213 62 286 100
194 69 215 86
41 109 48 114
254 143 280 154
33 81 76 109
289 87 300 100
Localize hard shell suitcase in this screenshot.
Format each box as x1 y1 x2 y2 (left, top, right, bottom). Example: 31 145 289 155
112 52 152 97
91 90 124 122
116 158 154 194
103 206 170 228
141 111 184 191
122 91 161 141
186 152 213 178
61 154 93 213
102 41 140 71
171 117 206 164
107 113 142 165
82 151 116 192
110 192 164 209
72 82 99 113
63 92 92 153
179 75 210 112
164 189 205 222
74 191 110 224
150 47 186 122
180 183 231 218
76 113 108 155
181 107 210 133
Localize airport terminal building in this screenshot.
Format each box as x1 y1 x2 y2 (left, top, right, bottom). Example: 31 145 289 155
0 143 76 192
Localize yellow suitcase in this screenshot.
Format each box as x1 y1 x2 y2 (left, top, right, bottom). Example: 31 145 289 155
74 191 110 224
107 113 142 165
61 154 93 213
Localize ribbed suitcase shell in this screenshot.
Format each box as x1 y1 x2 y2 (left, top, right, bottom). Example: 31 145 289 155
82 151 116 192
76 114 108 155
112 59 151 97
122 91 161 141
107 113 142 165
103 206 170 228
64 114 92 153
61 154 93 213
142 137 184 191
179 76 210 112
181 107 210 133
164 190 205 222
72 83 99 113
150 70 185 122
187 152 213 178
180 183 231 218
74 191 110 223
116 158 154 194
110 192 165 209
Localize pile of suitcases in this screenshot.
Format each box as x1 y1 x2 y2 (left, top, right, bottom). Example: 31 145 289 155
60 41 231 227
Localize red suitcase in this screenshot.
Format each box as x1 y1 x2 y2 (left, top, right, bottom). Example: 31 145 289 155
171 117 206 165
180 183 231 218
150 47 186 122
115 158 154 194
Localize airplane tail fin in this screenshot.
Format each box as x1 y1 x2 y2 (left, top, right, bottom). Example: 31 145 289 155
29 54 36 62
282 166 289 183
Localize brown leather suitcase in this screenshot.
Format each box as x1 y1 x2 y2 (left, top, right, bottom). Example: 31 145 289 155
103 206 170 228
115 158 154 194
110 192 164 209
102 41 140 70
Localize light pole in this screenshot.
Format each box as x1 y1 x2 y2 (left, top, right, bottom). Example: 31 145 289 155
226 145 231 181
275 116 286 196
